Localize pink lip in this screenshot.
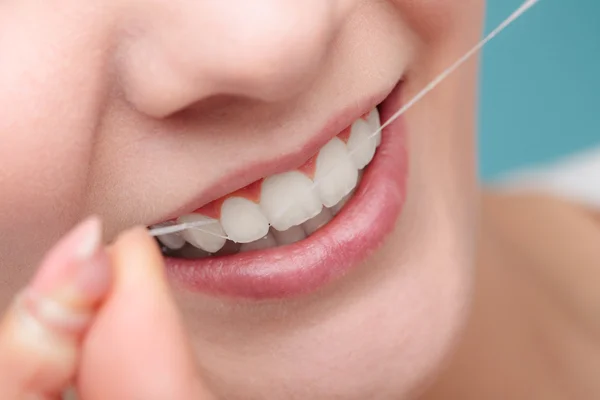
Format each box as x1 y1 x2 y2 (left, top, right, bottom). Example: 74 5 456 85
166 84 407 299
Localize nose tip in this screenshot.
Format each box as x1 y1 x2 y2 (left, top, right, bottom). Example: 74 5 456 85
119 1 335 118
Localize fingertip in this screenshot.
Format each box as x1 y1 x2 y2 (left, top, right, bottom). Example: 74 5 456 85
111 226 165 277
29 215 110 305
0 216 110 399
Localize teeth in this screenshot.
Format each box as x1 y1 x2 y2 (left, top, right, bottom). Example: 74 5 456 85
157 233 186 250
214 240 242 256
220 197 270 243
240 232 277 253
179 244 211 259
177 214 227 253
347 119 377 170
271 225 306 246
313 137 359 208
156 108 380 257
152 222 187 250
329 170 360 216
330 184 358 216
301 207 333 236
367 108 382 147
260 171 323 231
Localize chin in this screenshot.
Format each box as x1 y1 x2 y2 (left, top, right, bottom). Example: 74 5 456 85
174 189 475 400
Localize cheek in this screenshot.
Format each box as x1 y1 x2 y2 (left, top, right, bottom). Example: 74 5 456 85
0 124 89 309
0 6 108 300
0 109 91 307
394 0 485 41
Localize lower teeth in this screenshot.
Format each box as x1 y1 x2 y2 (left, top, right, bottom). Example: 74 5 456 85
157 184 358 259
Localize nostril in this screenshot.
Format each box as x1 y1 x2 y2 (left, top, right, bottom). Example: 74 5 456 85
117 1 335 118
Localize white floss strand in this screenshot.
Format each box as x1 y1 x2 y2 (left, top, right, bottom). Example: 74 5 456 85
151 221 230 239
149 0 542 239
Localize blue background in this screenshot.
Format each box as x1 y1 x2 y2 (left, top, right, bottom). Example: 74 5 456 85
479 0 600 180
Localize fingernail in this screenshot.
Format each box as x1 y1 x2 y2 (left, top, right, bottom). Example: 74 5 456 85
29 216 111 304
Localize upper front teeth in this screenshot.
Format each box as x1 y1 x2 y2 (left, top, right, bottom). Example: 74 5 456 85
221 197 270 243
367 107 382 147
177 214 227 253
156 107 382 253
260 171 323 231
313 137 358 208
347 119 377 170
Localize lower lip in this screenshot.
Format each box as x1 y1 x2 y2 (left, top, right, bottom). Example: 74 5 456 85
166 87 408 299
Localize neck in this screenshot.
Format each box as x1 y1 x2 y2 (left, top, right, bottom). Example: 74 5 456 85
420 191 600 399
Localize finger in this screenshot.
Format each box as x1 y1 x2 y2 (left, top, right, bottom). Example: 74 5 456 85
78 227 212 400
0 216 111 400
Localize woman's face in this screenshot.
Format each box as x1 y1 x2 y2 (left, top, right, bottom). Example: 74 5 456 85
0 1 483 398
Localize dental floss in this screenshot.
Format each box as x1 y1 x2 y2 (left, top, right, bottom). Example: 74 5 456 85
148 0 541 240
150 221 229 239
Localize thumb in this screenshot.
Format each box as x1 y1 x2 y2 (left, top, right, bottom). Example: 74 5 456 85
77 227 212 400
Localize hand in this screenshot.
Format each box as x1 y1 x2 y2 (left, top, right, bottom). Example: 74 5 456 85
0 217 212 399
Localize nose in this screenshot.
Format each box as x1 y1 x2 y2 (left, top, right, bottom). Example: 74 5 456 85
117 0 337 117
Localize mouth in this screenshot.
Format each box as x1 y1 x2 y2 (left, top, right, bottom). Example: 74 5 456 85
150 82 407 299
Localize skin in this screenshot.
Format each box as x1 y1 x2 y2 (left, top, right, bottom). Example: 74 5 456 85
423 193 600 399
0 1 598 398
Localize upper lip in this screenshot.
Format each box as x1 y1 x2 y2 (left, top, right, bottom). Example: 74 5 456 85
151 87 395 225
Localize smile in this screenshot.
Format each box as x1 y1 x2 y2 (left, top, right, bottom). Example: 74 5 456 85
151 83 407 299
